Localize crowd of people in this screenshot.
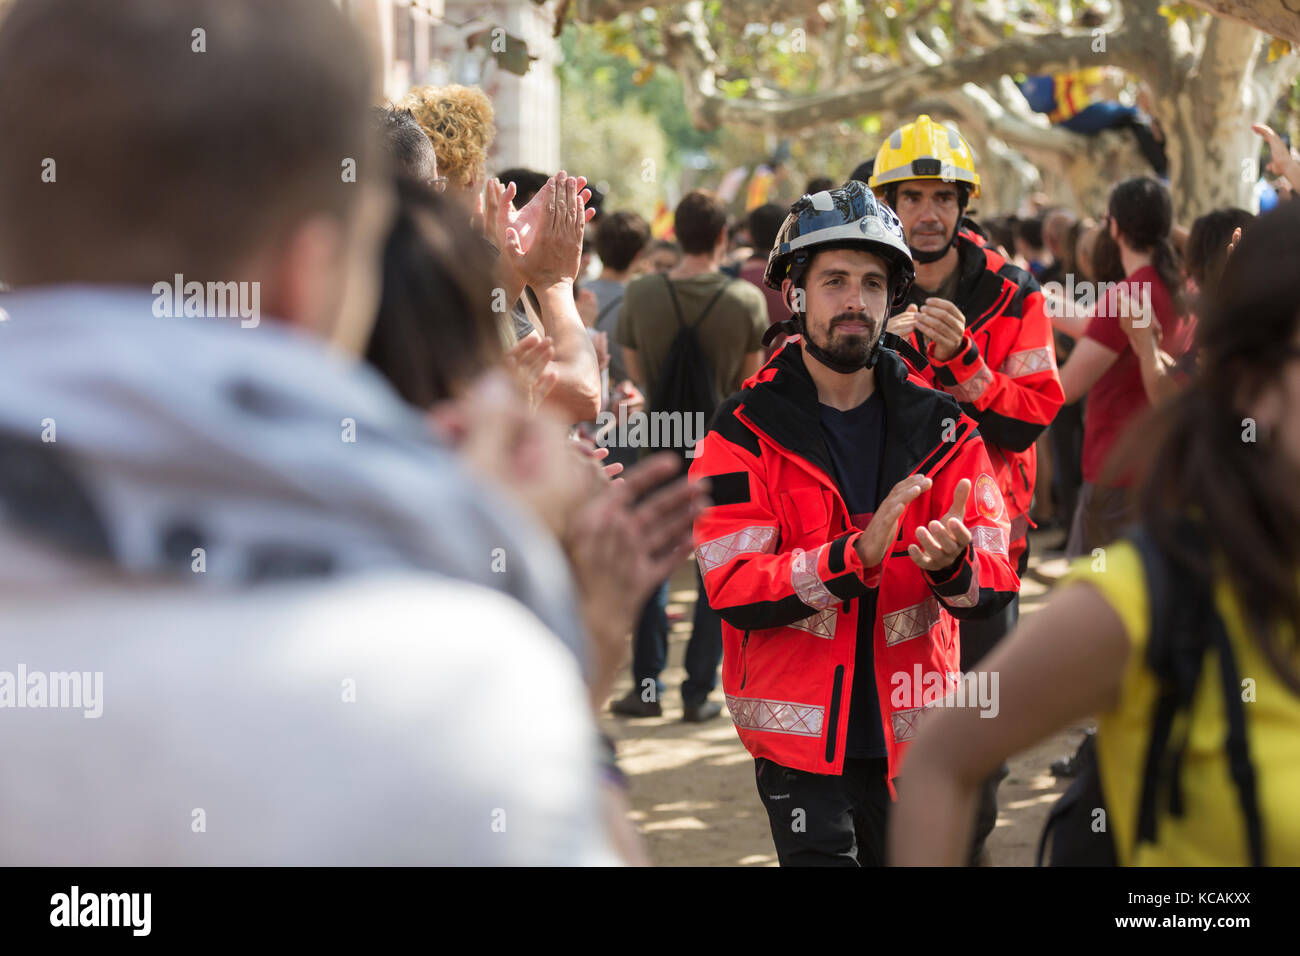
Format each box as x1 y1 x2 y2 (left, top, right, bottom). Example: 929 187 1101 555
0 0 1296 868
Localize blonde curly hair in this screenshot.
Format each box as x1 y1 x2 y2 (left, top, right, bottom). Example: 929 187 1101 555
398 84 495 190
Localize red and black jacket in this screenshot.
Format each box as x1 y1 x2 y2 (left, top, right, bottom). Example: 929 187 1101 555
689 342 1020 783
894 231 1065 567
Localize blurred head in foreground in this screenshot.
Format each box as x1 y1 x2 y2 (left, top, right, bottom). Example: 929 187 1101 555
0 0 391 353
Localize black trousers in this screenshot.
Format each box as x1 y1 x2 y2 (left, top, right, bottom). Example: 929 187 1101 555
959 593 1020 863
754 756 891 866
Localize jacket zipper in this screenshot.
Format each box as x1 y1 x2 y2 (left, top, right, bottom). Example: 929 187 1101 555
994 445 1030 510
739 631 751 690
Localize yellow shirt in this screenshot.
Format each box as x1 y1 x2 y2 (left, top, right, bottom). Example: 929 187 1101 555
1065 541 1300 865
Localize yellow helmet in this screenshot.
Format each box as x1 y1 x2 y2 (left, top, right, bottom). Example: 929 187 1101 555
869 115 981 199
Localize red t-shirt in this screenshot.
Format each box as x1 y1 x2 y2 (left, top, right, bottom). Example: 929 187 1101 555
1081 266 1191 485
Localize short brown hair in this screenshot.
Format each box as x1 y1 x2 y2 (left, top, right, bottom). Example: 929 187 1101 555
399 85 495 190
594 211 650 271
673 190 727 255
0 0 375 286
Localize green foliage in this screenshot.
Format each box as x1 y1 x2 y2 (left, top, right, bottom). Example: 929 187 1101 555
558 23 717 169
558 25 675 217
557 10 922 216
560 89 668 219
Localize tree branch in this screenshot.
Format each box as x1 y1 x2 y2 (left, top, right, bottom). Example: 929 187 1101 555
940 83 1079 157
1183 0 1300 47
900 27 943 68
664 25 1142 133
919 82 1149 215
951 0 1010 47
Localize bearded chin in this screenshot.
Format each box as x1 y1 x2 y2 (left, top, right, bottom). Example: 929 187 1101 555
814 314 877 366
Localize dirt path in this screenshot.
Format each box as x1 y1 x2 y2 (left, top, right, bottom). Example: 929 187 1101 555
598 531 1086 866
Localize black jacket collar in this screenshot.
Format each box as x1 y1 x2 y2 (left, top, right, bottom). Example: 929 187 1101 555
896 234 1000 371
737 341 968 496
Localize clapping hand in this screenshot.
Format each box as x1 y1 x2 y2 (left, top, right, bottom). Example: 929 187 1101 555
907 478 972 572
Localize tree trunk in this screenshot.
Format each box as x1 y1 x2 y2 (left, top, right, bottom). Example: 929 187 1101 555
1151 18 1290 222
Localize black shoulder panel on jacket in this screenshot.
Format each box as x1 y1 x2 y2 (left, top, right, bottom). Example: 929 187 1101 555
707 393 762 458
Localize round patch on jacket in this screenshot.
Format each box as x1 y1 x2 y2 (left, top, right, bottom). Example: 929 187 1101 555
974 473 1003 520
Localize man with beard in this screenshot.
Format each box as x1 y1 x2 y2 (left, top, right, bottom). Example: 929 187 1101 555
689 182 1019 865
870 117 1064 862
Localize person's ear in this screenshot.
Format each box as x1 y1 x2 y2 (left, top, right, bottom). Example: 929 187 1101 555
781 278 804 315
262 213 347 338
268 181 394 355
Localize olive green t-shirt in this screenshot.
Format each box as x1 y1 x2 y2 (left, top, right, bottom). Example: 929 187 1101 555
616 271 768 411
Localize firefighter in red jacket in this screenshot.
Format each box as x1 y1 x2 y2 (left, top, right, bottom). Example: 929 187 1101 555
870 117 1065 860
689 181 1019 866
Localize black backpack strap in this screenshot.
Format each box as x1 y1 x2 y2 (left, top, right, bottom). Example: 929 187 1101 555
1207 606 1266 865
1130 523 1264 865
663 273 686 329
1132 525 1186 850
694 279 735 328
662 274 734 331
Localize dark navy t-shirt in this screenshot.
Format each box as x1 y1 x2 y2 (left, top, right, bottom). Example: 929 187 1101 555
818 391 888 758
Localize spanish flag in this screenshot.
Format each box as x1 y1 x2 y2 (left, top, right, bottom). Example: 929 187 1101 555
746 165 776 211
650 200 674 239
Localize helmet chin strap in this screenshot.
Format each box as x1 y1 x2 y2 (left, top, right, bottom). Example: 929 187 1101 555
775 273 895 376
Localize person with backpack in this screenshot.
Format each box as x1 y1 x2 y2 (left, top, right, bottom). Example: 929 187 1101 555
890 203 1300 867
611 189 769 721
689 182 1020 865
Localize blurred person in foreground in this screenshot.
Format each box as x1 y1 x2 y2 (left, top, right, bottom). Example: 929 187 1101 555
892 203 1300 866
365 170 701 709
0 0 643 865
482 169 604 424
363 184 701 868
396 98 601 424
